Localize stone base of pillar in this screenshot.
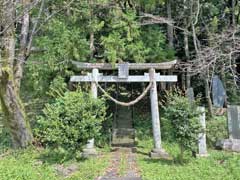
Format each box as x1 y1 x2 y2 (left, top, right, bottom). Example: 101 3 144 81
149 148 172 160
216 139 240 152
196 153 209 158
82 148 98 158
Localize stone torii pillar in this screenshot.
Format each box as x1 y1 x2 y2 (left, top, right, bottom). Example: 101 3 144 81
82 68 99 157
149 68 170 159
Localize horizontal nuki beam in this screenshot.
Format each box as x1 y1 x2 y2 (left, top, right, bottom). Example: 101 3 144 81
70 73 177 83
71 60 177 70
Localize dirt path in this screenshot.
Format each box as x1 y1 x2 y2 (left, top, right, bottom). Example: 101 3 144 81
96 148 141 180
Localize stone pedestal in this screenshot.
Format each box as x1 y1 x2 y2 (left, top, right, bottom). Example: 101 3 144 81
82 148 98 158
216 139 240 152
150 148 172 159
196 153 209 157
82 139 97 158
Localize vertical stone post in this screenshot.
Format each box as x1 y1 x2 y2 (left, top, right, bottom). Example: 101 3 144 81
216 106 240 152
82 68 98 157
227 105 240 139
197 107 208 157
227 105 234 139
91 68 98 98
149 68 170 159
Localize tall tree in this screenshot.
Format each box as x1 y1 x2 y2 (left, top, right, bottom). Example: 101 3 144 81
0 0 33 148
167 0 174 48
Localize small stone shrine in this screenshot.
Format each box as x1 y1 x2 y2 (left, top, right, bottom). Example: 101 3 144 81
70 60 209 158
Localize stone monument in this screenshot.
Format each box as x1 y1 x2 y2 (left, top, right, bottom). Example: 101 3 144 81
216 105 240 152
197 107 208 157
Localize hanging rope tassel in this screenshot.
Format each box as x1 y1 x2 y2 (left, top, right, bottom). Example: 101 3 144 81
96 81 153 107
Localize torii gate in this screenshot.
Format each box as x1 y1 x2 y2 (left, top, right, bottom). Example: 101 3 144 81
70 60 178 158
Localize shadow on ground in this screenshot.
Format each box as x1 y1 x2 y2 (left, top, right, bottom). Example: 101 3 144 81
137 149 192 166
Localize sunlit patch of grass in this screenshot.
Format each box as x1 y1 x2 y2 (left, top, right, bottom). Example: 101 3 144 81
0 148 57 180
0 147 111 180
136 139 240 180
66 154 110 180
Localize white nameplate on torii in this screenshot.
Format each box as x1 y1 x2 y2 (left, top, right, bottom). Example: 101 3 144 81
70 73 177 83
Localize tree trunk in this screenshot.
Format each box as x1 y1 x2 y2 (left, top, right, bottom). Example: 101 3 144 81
232 0 236 27
179 145 184 164
89 0 95 59
220 68 228 106
230 0 237 100
184 30 190 59
15 0 30 92
0 77 33 148
167 0 174 48
0 0 33 148
90 32 95 59
183 0 190 89
186 67 191 89
204 69 213 117
183 0 190 59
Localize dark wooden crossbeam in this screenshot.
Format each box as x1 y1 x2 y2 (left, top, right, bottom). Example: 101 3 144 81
71 60 177 70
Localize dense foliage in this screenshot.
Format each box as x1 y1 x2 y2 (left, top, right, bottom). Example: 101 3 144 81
162 95 202 160
206 115 228 147
0 2 240 179
35 90 106 152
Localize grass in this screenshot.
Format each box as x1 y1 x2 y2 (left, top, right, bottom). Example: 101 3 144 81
0 147 110 180
65 154 110 180
119 152 127 176
1 138 240 180
136 138 240 180
0 148 57 180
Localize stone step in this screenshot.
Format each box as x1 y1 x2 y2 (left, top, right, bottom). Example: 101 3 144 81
117 121 132 125
117 119 132 123
112 128 135 138
116 123 133 129
112 128 135 147
111 138 135 147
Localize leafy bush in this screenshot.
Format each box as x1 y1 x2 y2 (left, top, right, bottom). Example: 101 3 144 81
0 128 11 152
206 115 228 147
35 90 106 153
162 95 202 161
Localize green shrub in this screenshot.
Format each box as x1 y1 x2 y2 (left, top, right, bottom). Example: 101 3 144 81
35 90 106 153
0 128 11 152
162 95 202 161
206 115 228 147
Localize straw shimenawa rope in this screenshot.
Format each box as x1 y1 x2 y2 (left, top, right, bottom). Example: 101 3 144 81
96 81 153 107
